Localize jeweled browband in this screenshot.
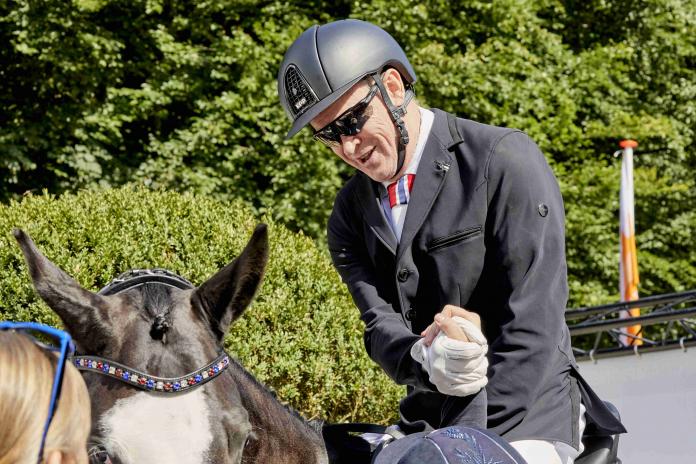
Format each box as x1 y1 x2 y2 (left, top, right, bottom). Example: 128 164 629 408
72 352 230 393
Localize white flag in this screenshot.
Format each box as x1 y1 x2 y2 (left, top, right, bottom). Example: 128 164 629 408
618 140 641 346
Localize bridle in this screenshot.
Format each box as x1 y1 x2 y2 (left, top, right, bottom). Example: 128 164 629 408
71 269 231 393
73 269 234 463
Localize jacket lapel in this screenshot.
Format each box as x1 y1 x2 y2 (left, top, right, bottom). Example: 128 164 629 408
351 109 455 259
397 110 454 261
354 172 398 255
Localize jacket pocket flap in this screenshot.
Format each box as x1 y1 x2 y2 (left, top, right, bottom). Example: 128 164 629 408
427 225 482 252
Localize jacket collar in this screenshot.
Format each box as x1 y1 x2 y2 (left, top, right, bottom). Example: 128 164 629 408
354 109 456 258
354 174 398 254
397 109 454 260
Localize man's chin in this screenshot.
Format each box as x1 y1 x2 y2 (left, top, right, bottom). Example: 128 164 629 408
368 170 394 183
357 160 398 183
383 170 401 184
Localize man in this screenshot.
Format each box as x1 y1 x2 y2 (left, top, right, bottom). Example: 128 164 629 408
277 19 625 463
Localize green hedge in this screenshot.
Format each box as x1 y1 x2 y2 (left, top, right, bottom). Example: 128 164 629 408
0 187 403 424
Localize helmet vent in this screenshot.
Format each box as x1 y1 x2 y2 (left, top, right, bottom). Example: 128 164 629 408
284 65 318 117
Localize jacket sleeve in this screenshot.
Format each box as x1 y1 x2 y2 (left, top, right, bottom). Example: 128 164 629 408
328 189 433 389
484 131 570 430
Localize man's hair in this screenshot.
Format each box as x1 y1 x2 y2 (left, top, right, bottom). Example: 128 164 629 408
0 332 91 464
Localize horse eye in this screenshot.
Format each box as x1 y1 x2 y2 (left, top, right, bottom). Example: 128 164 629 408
245 431 258 448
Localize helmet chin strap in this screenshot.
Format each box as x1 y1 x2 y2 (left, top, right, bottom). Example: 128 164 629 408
372 75 414 177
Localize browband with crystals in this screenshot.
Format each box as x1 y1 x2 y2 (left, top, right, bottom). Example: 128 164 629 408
71 352 230 393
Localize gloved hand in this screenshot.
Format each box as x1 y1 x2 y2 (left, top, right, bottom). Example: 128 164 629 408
411 315 488 396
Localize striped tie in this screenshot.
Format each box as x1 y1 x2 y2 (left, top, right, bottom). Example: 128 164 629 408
387 174 415 208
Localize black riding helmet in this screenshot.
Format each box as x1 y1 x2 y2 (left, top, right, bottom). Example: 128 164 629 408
278 19 417 174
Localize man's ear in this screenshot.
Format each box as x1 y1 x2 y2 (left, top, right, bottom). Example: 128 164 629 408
382 68 406 106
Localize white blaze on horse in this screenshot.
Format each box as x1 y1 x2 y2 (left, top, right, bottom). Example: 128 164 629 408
14 226 328 464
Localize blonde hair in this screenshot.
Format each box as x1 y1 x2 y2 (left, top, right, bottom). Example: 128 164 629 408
0 331 91 464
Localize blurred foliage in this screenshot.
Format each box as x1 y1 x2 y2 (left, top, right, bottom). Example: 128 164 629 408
0 187 403 423
0 1 694 314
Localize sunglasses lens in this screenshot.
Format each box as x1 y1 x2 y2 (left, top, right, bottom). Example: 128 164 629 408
314 125 341 147
313 84 377 147
314 103 374 147
348 104 372 134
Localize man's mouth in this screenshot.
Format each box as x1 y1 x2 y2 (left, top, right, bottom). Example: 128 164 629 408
358 148 375 164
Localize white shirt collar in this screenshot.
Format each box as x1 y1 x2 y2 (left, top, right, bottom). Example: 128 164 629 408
382 107 434 188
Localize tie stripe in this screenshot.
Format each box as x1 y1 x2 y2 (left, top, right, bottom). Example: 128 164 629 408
388 174 415 208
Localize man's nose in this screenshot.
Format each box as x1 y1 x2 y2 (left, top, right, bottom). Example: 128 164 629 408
340 136 359 157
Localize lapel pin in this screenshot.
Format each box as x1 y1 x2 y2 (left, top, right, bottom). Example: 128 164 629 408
435 161 450 172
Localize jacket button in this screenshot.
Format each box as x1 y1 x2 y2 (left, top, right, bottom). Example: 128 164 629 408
397 268 410 282
405 308 416 321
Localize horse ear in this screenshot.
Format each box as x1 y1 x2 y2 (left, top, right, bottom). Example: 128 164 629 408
13 229 109 341
192 224 269 340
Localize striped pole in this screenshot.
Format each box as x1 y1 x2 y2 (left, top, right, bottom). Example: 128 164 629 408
618 139 642 346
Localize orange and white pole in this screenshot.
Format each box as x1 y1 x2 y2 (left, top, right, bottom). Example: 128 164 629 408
617 139 642 346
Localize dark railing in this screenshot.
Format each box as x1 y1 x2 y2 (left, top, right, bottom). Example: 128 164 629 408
565 290 696 361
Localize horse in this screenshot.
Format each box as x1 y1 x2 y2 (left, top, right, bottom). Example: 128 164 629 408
13 226 328 464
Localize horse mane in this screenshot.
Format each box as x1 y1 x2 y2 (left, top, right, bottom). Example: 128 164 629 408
227 356 324 436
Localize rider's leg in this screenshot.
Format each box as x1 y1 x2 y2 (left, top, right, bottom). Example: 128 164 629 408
509 440 562 464
510 403 587 464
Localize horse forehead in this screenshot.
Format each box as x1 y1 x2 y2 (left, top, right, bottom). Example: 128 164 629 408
112 286 199 330
117 284 191 311
98 390 249 463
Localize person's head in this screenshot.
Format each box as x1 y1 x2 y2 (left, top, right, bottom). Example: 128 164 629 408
278 19 420 183
0 330 91 464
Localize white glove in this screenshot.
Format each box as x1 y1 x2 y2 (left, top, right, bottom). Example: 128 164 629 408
410 316 488 397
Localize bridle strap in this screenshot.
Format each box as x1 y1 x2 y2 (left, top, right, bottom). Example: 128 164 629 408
98 268 194 296
77 268 223 394
71 352 230 394
371 73 413 176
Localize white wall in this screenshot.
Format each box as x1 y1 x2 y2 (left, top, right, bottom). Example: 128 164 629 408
577 347 696 463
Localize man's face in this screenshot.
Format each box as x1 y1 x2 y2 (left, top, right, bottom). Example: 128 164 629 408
310 79 401 183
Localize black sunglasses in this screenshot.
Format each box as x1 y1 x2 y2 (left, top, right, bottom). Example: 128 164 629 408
313 84 379 147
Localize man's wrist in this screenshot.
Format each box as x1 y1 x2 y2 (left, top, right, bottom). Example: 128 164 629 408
410 318 489 397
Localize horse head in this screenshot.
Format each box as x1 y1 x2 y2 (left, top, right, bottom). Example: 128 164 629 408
13 226 288 463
